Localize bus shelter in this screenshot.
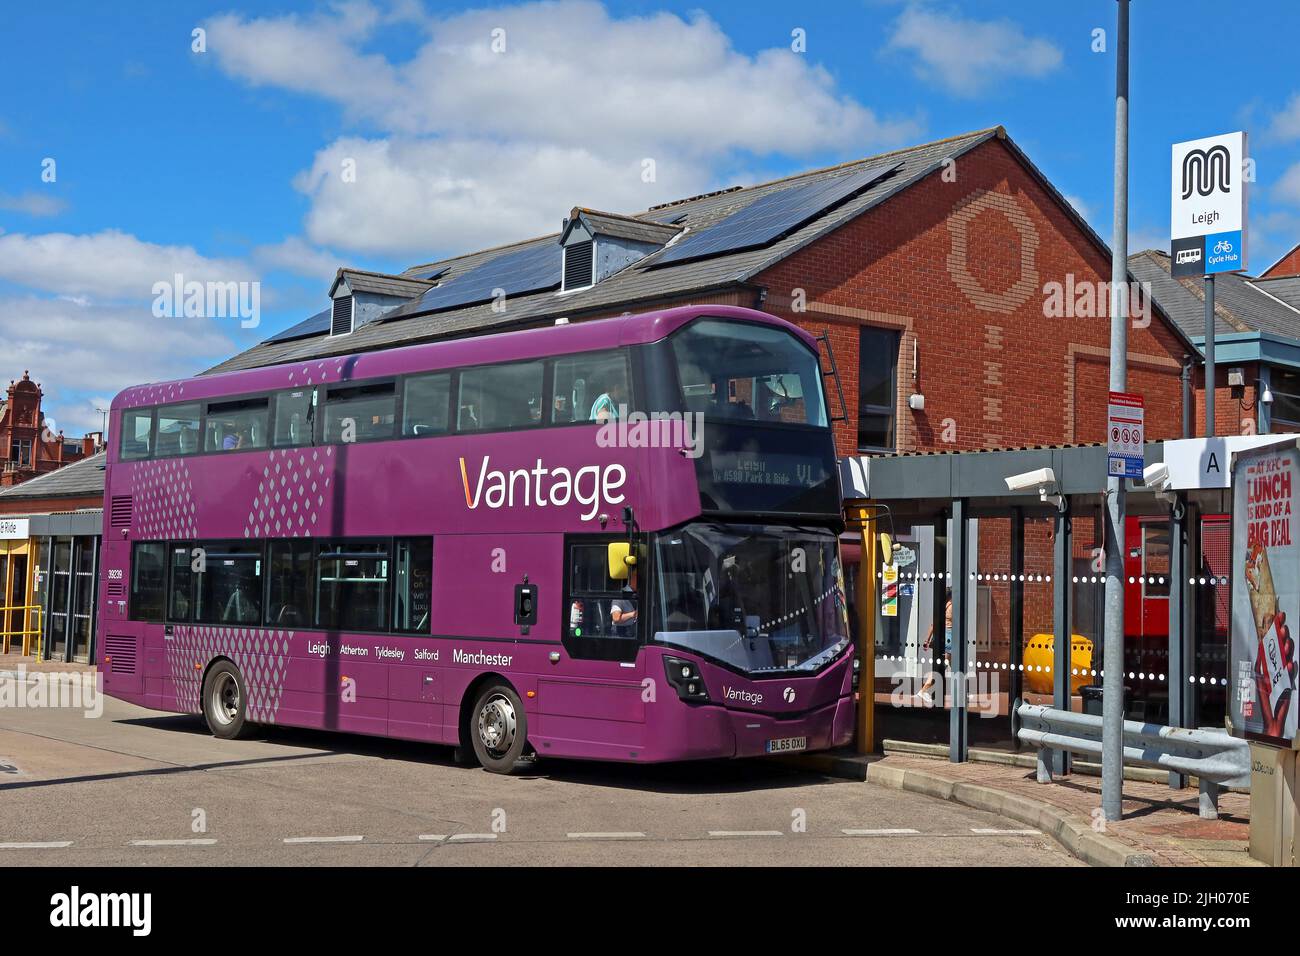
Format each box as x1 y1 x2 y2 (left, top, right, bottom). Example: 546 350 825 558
840 437 1267 765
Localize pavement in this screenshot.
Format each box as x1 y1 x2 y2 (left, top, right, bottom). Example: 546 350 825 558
0 668 1080 867
868 752 1257 867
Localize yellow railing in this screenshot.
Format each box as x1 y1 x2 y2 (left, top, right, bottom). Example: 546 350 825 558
0 604 44 660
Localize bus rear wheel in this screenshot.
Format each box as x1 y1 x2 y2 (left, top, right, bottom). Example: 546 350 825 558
202 661 254 740
469 683 529 774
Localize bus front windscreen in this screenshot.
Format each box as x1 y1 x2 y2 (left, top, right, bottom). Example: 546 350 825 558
651 523 849 675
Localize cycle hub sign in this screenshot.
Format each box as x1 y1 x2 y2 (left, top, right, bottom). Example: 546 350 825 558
1170 131 1248 278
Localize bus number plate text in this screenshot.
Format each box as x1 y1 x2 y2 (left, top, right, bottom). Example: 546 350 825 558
766 737 807 754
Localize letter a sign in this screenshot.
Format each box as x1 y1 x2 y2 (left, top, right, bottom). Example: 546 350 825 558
1170 131 1248 277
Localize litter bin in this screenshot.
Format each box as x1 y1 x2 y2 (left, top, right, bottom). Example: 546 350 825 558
1249 744 1298 867
1081 685 1103 716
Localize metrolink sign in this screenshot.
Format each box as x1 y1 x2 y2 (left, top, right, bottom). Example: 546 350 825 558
1170 131 1248 277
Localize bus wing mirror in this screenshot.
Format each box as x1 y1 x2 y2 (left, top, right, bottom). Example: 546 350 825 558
608 542 634 581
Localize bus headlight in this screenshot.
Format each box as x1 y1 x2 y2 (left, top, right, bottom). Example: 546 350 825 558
663 656 709 702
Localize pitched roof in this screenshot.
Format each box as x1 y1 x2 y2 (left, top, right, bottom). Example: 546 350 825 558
330 269 434 299
0 451 105 501
212 126 1193 373
1253 275 1300 312
210 128 1006 374
1129 249 1300 340
563 207 683 246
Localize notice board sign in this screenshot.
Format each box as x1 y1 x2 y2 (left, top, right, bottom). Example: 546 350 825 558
1107 391 1144 480
1231 441 1300 748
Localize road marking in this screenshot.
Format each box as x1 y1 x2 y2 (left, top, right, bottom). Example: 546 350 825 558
841 828 920 836
970 828 1041 835
417 834 447 842
566 832 646 840
447 833 498 843
707 830 783 838
130 838 217 846
0 841 73 849
283 835 364 844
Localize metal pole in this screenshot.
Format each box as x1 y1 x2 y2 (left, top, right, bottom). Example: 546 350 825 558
1101 0 1130 822
1168 494 1188 789
1052 501 1073 776
856 511 877 754
1205 276 1216 436
949 500 969 763
1009 508 1025 749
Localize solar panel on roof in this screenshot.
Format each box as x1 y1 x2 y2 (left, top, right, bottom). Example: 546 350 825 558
392 243 560 316
407 265 451 281
651 161 902 268
262 307 331 344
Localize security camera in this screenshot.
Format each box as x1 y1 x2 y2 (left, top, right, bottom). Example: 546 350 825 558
1142 462 1170 492
1005 467 1063 511
1004 467 1056 493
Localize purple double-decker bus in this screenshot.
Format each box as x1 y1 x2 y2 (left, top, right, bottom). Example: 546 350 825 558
97 305 855 772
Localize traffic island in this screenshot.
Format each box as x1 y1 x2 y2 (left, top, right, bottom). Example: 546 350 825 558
867 753 1258 867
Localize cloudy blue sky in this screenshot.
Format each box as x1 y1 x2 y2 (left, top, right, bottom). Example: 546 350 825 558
2 0 1298 434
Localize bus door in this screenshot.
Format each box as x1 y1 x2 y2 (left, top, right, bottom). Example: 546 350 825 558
543 536 646 755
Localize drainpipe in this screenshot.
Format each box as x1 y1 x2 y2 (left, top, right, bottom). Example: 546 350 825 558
1181 354 1193 438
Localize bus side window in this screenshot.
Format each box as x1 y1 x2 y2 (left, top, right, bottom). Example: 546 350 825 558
402 373 450 437
129 542 166 621
273 389 314 447
566 542 637 644
458 361 543 431
393 537 433 633
119 408 154 461
550 351 630 425
156 403 201 457
324 383 396 443
267 540 314 627
168 543 195 622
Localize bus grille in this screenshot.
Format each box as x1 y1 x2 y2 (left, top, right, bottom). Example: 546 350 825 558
109 495 133 528
104 635 137 674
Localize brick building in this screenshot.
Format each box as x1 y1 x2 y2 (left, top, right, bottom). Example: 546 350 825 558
0 370 102 488
213 127 1195 457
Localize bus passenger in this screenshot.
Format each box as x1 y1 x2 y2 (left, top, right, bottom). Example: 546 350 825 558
610 567 638 635
590 377 626 423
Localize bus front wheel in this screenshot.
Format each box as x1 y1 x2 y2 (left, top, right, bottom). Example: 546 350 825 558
468 683 529 774
202 661 254 740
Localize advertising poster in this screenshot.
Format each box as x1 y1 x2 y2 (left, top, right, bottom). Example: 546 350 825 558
1231 443 1300 746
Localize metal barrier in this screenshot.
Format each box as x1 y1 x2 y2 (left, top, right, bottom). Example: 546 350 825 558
1016 702 1250 819
0 604 44 659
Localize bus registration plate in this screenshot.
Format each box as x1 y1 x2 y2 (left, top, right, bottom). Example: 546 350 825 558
766 736 806 754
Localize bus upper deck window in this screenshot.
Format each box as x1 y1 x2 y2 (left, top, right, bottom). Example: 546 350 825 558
156 403 202 457
402 373 450 437
273 389 314 447
323 383 396 443
119 408 154 460
204 398 269 452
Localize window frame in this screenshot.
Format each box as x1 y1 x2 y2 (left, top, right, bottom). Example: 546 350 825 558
400 372 453 439
319 379 400 446
856 325 900 453
560 533 643 663
128 541 167 622
203 396 271 454
154 402 205 458
313 537 394 633
118 407 157 462
191 541 266 627
454 358 551 434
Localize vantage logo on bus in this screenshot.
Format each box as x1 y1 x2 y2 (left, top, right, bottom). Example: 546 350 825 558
459 456 627 521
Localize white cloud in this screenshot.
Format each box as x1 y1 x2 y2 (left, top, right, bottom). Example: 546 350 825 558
1276 161 1300 206
0 295 239 434
205 0 921 259
887 5 1063 96
1269 93 1300 141
294 136 712 256
0 192 68 217
253 236 341 282
0 229 253 299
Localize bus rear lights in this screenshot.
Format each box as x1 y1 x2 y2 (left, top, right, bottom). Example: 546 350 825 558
663 656 709 701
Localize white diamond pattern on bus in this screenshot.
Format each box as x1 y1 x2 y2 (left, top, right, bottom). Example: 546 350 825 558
166 625 294 722
130 457 197 540
244 447 334 540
